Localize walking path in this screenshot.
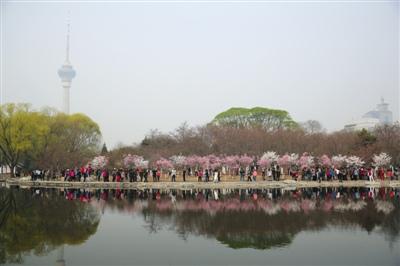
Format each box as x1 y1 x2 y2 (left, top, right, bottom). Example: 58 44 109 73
4 178 400 190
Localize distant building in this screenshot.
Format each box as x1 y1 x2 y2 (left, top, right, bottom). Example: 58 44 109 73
344 98 393 131
57 18 76 114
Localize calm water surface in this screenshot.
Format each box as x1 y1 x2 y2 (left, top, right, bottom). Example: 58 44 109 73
1 185 399 266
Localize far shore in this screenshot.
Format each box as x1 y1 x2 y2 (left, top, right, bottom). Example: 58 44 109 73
3 177 400 190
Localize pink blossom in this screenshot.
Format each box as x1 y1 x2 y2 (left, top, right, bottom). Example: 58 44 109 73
319 155 331 167
123 154 138 168
299 153 314 169
155 158 173 170
91 155 108 169
238 154 254 167
222 155 240 169
184 155 201 168
278 153 299 167
123 154 148 168
258 151 279 168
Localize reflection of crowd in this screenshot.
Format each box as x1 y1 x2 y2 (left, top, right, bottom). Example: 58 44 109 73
57 187 400 208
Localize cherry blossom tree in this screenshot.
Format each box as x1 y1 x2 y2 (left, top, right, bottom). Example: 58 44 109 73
372 152 392 167
319 154 331 167
156 157 173 170
331 155 347 168
299 153 314 169
123 154 148 169
345 156 365 167
278 153 299 168
123 154 139 168
238 154 254 167
197 156 210 169
91 155 108 169
184 155 200 168
207 154 222 169
170 155 186 169
221 155 239 175
258 151 279 168
222 155 239 169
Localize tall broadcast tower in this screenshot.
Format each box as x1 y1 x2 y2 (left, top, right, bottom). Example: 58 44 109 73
57 17 76 114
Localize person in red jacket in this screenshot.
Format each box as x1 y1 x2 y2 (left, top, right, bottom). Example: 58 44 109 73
116 169 122 182
378 167 385 181
156 169 161 182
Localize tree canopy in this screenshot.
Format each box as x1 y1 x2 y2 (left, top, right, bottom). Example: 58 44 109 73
211 107 298 131
0 103 102 177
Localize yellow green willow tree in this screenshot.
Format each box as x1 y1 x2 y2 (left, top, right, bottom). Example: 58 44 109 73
0 104 102 177
0 104 49 177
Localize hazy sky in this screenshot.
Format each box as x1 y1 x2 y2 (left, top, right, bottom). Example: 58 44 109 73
1 0 399 147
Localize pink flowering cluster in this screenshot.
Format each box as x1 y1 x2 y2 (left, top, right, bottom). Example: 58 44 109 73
123 154 148 168
258 151 279 168
156 158 173 170
91 155 108 169
299 153 314 169
91 151 392 171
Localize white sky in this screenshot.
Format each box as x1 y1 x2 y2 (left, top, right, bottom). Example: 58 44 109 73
1 0 399 147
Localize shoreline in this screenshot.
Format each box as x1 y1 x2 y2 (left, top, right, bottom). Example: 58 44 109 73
4 178 400 190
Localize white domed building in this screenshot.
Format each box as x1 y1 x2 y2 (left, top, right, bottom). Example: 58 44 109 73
344 98 393 131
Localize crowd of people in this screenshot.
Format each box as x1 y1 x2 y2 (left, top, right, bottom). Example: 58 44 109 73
47 163 400 183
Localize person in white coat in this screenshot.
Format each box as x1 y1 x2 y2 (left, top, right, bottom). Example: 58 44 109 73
213 170 219 183
368 168 374 182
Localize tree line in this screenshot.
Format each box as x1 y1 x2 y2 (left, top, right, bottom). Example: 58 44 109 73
1 103 399 176
107 122 400 169
0 103 101 177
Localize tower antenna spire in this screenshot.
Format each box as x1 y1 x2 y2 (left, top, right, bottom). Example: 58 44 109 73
65 11 71 63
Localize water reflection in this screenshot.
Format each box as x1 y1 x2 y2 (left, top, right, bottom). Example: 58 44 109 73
0 187 100 264
89 187 400 250
0 186 399 264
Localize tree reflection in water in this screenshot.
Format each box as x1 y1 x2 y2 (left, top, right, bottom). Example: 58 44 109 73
0 187 100 264
92 187 399 250
0 186 398 264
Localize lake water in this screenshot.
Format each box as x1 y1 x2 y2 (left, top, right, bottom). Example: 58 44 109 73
1 185 399 266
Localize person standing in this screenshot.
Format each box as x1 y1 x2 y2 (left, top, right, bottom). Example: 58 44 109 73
171 168 177 182
112 169 117 182
213 169 219 183
252 169 257 182
102 169 109 182
182 169 186 182
239 167 245 182
128 168 135 182
96 169 101 182
156 169 161 182
143 169 148 182
276 165 281 181
368 168 374 182
378 167 385 181
116 170 122 182
152 168 157 182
